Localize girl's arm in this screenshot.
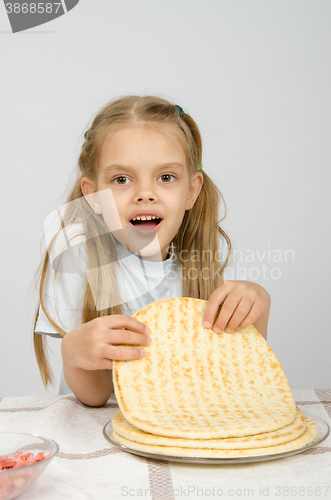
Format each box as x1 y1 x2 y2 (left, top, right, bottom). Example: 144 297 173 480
61 352 113 407
61 315 150 407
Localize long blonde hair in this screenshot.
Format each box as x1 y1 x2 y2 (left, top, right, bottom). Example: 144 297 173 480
34 95 231 387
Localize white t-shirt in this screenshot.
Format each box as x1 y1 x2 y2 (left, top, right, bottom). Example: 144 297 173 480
35 225 244 394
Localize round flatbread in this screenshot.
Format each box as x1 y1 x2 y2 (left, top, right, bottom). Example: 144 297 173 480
111 417 318 458
113 298 296 439
112 408 306 449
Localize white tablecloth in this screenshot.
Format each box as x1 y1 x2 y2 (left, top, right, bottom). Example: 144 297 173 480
1 389 330 500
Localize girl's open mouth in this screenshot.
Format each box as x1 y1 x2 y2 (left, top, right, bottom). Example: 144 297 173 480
129 217 163 236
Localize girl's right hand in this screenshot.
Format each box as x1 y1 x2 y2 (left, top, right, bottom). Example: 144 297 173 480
61 315 151 372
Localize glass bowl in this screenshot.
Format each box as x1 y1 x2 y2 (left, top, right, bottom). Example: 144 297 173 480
0 432 59 500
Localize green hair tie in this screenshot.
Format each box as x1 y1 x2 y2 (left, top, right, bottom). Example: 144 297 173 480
175 105 184 117
198 164 203 171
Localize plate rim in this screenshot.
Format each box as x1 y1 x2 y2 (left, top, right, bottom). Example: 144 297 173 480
102 409 330 464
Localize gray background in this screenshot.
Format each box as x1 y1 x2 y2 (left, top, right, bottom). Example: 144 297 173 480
0 0 330 396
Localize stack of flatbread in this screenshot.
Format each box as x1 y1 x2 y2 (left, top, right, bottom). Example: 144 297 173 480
112 297 318 458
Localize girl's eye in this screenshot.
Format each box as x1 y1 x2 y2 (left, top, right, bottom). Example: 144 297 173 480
159 174 175 183
113 176 130 185
112 174 174 184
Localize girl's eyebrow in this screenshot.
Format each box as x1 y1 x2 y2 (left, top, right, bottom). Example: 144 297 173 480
102 162 184 173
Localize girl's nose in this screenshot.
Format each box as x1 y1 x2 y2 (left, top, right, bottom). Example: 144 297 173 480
134 182 158 202
137 195 155 202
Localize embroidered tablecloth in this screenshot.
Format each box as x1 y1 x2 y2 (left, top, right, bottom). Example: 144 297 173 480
0 389 330 499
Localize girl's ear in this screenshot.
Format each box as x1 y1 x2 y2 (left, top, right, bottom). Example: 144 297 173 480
81 177 102 214
186 172 203 210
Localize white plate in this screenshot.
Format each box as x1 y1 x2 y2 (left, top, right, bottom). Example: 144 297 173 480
103 410 330 464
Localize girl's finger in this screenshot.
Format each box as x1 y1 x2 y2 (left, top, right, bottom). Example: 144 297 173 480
202 284 232 328
104 329 151 347
100 314 150 334
103 344 146 362
234 304 261 331
223 300 254 332
212 295 243 333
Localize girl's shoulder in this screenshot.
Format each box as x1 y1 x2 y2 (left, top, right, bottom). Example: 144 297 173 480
47 221 85 249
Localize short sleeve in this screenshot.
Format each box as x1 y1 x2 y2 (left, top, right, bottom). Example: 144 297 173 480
35 226 87 337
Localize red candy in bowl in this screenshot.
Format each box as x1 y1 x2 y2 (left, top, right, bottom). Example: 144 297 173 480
0 432 59 500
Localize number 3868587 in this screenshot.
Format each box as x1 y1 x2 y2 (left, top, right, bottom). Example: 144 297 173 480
5 3 62 14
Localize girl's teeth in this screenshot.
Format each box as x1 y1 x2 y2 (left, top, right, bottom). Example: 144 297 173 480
132 215 157 221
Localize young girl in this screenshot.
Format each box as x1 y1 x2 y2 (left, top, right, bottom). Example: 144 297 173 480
34 95 271 406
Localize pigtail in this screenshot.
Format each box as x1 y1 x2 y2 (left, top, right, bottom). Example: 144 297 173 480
173 170 231 301
33 248 66 388
33 328 54 388
172 108 231 300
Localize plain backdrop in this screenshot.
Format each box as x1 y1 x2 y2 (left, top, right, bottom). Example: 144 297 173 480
0 0 330 396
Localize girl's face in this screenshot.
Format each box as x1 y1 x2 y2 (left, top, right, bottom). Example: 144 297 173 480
82 124 203 261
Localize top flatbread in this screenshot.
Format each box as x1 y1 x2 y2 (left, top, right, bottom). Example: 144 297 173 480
113 297 296 439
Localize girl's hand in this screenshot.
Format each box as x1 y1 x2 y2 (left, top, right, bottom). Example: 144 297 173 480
202 281 271 336
61 315 151 372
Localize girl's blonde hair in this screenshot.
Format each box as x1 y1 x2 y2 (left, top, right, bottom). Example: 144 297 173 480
34 95 231 387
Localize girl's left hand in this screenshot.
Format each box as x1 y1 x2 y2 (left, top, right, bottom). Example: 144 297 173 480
202 281 271 334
